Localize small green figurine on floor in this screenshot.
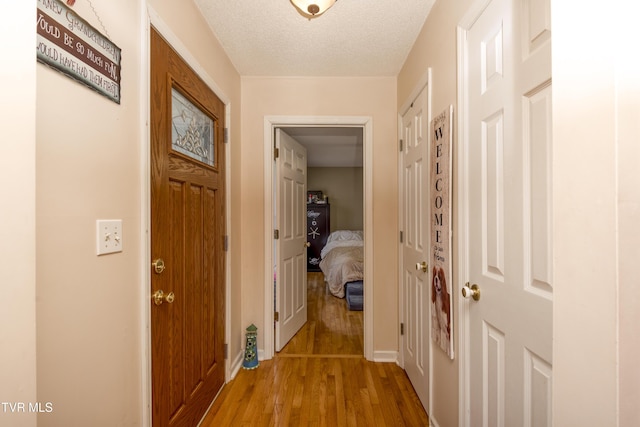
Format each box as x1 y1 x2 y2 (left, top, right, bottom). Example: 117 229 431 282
242 324 259 370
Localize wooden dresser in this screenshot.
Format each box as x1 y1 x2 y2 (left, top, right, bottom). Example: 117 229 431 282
306 203 330 271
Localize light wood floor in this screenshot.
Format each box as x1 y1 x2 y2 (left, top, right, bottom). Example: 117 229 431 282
200 272 429 426
278 272 364 356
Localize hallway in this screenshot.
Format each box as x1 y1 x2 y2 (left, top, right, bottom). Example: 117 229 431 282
200 273 429 426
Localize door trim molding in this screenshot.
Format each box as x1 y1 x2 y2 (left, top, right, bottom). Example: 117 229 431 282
263 115 374 361
456 1 493 425
144 7 233 426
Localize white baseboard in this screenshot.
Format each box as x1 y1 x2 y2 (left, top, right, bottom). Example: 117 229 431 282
372 350 398 363
228 349 244 381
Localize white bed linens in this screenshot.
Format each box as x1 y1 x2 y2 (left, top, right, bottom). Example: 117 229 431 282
319 231 364 298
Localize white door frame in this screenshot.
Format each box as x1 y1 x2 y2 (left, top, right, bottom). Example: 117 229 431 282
456 17 472 423
263 115 374 361
143 7 233 426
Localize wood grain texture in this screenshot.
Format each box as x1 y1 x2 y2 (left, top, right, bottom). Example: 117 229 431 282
151 27 226 427
201 273 429 426
279 272 363 356
201 356 429 426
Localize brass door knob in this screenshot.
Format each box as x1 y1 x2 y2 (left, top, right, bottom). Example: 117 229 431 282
461 283 480 301
152 258 165 274
304 242 311 248
415 261 428 273
152 290 175 306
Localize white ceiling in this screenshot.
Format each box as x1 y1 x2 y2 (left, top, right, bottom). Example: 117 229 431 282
193 0 434 166
193 0 435 77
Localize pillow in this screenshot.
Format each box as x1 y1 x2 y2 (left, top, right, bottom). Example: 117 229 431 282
326 230 363 243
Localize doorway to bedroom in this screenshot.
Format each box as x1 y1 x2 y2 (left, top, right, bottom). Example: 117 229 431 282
278 126 364 356
263 116 373 360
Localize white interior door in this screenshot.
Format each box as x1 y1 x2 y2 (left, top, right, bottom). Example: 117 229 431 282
400 85 430 410
275 129 308 351
461 0 553 425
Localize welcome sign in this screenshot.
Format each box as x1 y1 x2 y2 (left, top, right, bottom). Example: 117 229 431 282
430 106 454 359
36 0 121 103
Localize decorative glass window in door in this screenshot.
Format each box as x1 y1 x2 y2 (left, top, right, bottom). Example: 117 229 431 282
171 87 215 166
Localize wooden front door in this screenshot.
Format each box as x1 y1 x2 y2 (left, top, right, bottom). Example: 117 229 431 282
150 27 226 427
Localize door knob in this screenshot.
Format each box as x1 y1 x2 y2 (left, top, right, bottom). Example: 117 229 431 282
152 290 175 306
461 283 480 301
304 242 311 248
152 258 165 274
415 261 428 273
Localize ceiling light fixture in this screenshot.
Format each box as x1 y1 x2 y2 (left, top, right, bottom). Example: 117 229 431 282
290 0 337 18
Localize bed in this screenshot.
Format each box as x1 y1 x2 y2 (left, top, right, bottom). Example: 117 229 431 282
319 230 364 298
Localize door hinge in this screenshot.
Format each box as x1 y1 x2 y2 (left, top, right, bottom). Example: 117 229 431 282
400 231 403 243
399 139 403 152
224 235 229 251
274 147 279 160
224 343 228 359
274 311 279 322
400 323 405 336
224 127 229 144
274 229 279 239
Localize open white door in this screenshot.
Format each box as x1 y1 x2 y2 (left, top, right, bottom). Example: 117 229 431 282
400 85 430 410
275 129 308 351
459 0 553 424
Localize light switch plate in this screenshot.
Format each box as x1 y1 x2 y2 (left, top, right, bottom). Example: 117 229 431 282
96 219 123 255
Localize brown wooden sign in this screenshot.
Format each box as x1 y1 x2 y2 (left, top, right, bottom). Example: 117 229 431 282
36 0 121 103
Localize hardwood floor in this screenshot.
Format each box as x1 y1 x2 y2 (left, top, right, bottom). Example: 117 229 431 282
200 272 429 426
279 272 364 356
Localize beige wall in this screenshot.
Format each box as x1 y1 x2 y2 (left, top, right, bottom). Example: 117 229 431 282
241 77 398 354
617 42 640 427
1 3 37 427
308 167 364 232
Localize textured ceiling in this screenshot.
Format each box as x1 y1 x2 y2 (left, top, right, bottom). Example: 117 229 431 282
193 0 435 76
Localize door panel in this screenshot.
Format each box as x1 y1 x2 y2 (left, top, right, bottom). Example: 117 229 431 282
462 0 552 425
151 27 226 427
275 129 308 351
400 86 430 410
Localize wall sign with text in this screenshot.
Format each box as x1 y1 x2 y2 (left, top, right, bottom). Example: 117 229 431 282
37 0 121 104
430 105 454 359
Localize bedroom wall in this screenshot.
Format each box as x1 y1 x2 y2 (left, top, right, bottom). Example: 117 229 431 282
241 76 397 356
308 167 364 232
